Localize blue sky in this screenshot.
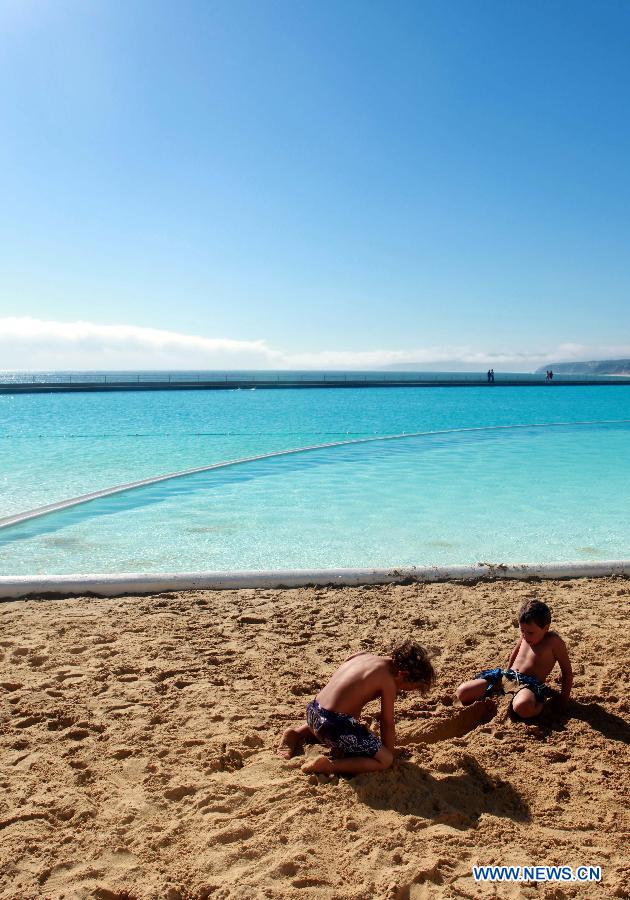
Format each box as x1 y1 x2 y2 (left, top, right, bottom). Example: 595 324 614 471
1 0 629 370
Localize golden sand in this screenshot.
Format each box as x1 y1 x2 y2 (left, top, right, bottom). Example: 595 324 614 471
1 578 629 898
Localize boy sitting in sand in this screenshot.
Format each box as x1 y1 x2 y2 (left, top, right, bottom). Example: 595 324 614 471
277 641 435 775
456 598 573 719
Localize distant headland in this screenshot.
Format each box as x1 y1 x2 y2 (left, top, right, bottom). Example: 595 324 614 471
534 359 630 376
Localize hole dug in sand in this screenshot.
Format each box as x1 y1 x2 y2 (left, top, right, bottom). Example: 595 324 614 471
398 697 497 746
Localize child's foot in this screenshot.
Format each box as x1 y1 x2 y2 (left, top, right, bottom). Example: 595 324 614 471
301 755 334 774
277 728 302 759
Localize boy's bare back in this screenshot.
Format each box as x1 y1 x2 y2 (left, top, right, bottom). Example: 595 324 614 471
315 652 396 718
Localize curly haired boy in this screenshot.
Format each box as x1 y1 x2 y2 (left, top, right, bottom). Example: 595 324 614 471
278 641 435 775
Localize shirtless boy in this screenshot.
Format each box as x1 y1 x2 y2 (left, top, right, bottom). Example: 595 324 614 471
277 641 435 775
456 598 573 719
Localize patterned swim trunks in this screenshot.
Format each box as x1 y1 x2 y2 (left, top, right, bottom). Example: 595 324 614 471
306 699 382 758
475 667 553 704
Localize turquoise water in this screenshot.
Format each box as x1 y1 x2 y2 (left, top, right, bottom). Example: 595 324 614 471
2 385 630 573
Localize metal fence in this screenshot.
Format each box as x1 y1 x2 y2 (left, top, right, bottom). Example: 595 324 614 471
2 370 630 385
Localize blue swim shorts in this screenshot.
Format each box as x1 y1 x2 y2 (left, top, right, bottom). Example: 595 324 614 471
475 667 553 704
306 699 382 758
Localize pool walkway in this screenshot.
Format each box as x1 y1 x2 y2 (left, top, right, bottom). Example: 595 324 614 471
2 375 630 393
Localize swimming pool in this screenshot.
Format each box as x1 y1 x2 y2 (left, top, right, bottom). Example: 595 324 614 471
1 401 629 573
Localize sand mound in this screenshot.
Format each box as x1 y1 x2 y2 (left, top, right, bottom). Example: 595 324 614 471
1 578 628 898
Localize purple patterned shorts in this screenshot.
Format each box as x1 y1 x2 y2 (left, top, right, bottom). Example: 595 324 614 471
306 699 381 758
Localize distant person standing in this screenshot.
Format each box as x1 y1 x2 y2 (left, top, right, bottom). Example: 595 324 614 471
490 368 495 383
487 369 492 383
549 369 553 381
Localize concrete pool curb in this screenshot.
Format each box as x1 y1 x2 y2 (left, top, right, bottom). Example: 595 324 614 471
1 560 629 600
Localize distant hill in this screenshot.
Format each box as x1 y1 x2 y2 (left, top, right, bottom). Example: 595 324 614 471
534 359 630 375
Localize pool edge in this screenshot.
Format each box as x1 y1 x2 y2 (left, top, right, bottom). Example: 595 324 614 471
1 560 629 599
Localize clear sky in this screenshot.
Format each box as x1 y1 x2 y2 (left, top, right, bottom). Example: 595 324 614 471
1 0 629 371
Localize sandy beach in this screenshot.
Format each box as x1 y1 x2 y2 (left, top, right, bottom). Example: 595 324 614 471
1 577 628 899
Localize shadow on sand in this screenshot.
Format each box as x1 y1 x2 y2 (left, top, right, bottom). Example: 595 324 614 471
350 754 529 828
536 698 630 743
348 699 528 828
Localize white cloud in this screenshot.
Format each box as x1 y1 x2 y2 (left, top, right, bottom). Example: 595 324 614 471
0 317 627 372
0 317 279 370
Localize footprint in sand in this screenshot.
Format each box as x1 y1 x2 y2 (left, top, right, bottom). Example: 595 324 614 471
163 784 197 801
212 825 253 844
14 714 44 729
28 653 49 668
397 855 446 895
54 670 85 684
63 728 92 741
291 877 331 889
92 634 118 646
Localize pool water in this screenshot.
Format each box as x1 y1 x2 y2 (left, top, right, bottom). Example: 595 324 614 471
1 397 630 573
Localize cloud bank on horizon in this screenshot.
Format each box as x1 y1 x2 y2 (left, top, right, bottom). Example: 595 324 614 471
0 317 624 373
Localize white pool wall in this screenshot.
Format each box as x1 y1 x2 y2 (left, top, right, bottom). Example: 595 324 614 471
1 560 629 600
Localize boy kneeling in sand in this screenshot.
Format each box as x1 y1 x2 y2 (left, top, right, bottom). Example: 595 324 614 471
278 641 435 775
456 599 573 719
